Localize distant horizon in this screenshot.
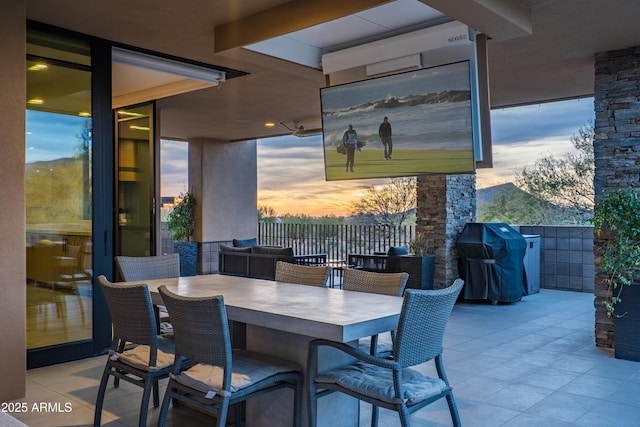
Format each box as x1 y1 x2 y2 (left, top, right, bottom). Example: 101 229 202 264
161 97 595 217
256 97 594 216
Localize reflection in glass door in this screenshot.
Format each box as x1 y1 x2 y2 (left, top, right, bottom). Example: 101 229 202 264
116 103 155 257
26 31 93 350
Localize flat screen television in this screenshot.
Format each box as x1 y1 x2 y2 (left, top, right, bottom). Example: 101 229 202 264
321 60 476 181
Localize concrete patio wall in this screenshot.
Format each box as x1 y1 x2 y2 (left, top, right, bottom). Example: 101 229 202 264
519 225 594 293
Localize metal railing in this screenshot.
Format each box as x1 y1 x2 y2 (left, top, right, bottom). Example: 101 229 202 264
258 222 416 261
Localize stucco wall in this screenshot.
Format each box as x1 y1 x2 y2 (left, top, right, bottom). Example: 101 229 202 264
0 0 27 401
188 138 258 273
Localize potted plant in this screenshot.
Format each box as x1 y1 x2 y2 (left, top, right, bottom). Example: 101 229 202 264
167 190 197 276
402 231 435 290
592 189 640 361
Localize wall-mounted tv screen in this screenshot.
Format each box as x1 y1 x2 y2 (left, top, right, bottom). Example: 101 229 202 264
321 60 475 181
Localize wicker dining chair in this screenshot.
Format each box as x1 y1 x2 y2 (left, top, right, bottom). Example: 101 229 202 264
275 261 331 287
115 254 180 335
94 275 187 427
308 278 464 427
342 268 409 355
156 285 304 427
115 253 180 281
342 267 409 296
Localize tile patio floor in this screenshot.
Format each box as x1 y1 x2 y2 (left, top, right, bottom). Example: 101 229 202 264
10 289 640 426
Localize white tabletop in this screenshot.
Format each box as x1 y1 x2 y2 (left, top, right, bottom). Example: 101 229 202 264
132 274 403 343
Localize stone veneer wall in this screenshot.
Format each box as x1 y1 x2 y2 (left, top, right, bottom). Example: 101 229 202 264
593 45 640 348
416 174 476 289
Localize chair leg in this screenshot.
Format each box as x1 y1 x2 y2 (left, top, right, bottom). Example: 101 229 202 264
398 405 411 427
157 381 173 427
153 379 160 407
307 383 317 427
293 380 303 427
138 378 154 427
446 392 462 427
371 405 379 427
216 400 229 427
93 370 110 426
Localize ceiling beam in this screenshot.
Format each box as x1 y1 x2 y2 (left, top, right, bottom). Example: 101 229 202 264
214 0 394 52
419 0 532 40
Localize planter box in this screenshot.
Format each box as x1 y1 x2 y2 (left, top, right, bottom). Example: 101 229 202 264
174 241 197 277
399 255 435 290
614 282 640 361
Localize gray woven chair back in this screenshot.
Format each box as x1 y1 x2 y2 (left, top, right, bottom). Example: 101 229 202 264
275 261 331 287
158 285 232 369
115 254 180 281
342 268 409 296
98 275 158 348
393 278 464 367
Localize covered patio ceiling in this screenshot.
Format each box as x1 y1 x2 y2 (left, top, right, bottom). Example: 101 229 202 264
26 0 640 142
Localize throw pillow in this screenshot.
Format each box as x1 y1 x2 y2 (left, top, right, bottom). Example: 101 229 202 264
233 238 258 248
387 245 408 256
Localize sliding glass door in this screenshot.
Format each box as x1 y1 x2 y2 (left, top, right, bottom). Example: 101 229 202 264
115 102 156 258
26 29 93 351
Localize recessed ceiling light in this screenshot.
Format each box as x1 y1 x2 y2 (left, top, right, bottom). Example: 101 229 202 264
27 99 44 105
117 110 144 117
265 122 276 127
28 64 48 71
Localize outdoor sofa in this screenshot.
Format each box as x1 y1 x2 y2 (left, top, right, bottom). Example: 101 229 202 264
219 238 326 280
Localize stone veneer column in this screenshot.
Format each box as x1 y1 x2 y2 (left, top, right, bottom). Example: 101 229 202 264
593 46 640 348
0 0 27 401
416 174 476 289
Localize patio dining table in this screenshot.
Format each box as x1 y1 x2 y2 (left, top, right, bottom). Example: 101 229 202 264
124 273 403 427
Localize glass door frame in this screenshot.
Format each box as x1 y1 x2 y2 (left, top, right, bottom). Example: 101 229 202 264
114 101 158 261
26 23 176 368
27 26 113 368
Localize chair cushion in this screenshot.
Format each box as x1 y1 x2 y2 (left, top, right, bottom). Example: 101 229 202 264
315 361 448 405
173 349 300 397
233 238 258 248
220 244 252 253
251 246 294 257
110 343 174 371
387 245 409 256
358 335 394 355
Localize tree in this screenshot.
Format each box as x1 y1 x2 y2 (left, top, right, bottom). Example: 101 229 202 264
350 177 416 226
167 191 196 241
515 122 594 224
478 184 578 225
258 205 277 222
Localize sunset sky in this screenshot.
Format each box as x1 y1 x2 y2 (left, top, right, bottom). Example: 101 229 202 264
162 97 594 217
